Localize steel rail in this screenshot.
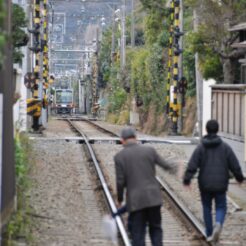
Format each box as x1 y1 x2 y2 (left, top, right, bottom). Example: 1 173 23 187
156 176 210 245
67 119 131 246
81 118 119 137
70 118 210 245
66 118 242 245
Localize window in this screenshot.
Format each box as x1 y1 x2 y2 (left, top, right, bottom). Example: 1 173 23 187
56 90 73 103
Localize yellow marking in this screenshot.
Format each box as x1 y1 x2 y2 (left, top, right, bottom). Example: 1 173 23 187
34 18 40 24
33 90 39 97
170 103 181 110
35 5 40 11
34 66 39 73
173 56 178 63
173 68 178 75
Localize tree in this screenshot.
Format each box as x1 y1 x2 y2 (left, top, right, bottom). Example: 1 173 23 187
188 0 246 83
12 4 28 64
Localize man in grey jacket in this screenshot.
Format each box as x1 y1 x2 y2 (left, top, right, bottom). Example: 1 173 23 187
114 128 176 246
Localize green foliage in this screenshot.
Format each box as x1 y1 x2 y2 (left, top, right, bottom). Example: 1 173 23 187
187 29 224 82
12 4 28 64
202 53 223 81
15 133 31 195
144 10 168 46
98 29 112 88
108 87 127 112
4 133 33 244
140 0 167 10
0 0 5 67
98 0 199 123
130 44 166 112
183 50 196 97
185 0 246 83
108 62 128 112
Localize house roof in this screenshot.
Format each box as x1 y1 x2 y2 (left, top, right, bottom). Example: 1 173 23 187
229 22 246 32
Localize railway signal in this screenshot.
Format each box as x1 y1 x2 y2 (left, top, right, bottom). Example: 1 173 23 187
166 0 174 116
166 0 184 135
26 0 51 131
24 72 36 89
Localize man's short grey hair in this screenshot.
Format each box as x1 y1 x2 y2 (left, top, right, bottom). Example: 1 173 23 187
121 127 136 140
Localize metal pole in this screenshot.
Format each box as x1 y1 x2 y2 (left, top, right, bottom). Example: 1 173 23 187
131 0 135 47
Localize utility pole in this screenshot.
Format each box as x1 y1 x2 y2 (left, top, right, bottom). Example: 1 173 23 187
131 0 135 47
194 9 203 139
111 6 116 63
0 0 15 231
121 0 126 69
42 0 49 124
178 0 184 131
166 0 174 116
171 0 182 134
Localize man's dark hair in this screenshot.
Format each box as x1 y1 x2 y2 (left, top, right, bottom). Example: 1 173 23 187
121 128 136 140
206 120 219 134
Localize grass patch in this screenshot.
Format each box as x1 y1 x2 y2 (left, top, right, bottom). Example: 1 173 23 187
3 133 34 245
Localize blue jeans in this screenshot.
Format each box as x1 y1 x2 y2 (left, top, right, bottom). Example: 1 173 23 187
129 206 163 246
201 192 227 237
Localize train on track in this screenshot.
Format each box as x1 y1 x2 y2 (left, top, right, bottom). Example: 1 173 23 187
53 88 74 114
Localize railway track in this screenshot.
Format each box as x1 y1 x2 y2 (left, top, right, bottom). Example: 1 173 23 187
67 118 211 246
67 119 131 246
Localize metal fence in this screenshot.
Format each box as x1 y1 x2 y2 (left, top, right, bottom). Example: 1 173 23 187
211 85 246 140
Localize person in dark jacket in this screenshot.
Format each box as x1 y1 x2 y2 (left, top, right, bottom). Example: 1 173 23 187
183 120 244 243
114 128 177 246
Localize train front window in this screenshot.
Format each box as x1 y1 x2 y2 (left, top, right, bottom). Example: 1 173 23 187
56 91 73 104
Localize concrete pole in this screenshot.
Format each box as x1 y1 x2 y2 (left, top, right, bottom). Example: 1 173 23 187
0 0 15 230
178 0 184 132
111 7 116 62
39 0 47 127
194 9 203 139
245 91 246 162
131 0 135 47
121 0 126 69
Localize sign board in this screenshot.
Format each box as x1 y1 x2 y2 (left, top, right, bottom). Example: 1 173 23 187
24 72 35 89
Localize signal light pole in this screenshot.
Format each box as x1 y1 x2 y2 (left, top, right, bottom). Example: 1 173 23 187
32 0 42 131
